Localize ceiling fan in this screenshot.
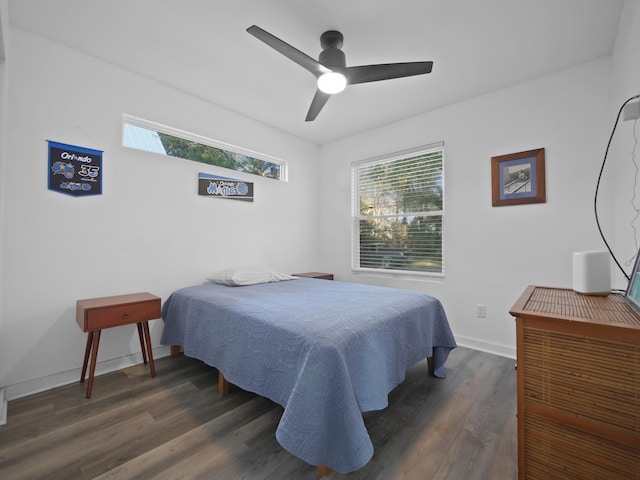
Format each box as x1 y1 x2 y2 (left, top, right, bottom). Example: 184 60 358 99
246 25 434 122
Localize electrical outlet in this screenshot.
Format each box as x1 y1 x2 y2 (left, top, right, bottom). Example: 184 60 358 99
476 304 486 318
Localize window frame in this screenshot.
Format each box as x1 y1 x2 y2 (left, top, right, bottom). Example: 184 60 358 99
122 114 288 182
351 142 445 278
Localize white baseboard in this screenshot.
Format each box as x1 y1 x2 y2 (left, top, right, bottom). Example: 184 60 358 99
455 336 516 359
3 345 172 402
0 388 7 429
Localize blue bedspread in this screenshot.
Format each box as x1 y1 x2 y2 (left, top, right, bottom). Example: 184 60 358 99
160 278 456 473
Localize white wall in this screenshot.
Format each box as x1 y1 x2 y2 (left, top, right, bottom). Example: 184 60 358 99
612 0 640 289
0 0 6 60
0 27 321 399
0 0 8 317
0 0 9 420
319 58 614 357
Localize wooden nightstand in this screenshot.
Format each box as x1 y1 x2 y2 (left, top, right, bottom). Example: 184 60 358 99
76 292 161 398
293 272 334 280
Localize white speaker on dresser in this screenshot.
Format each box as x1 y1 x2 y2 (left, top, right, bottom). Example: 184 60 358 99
572 250 611 296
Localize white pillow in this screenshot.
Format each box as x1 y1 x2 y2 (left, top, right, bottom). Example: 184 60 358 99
208 266 297 286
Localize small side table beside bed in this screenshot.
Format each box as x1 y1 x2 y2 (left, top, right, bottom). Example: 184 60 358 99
76 292 161 399
292 272 334 280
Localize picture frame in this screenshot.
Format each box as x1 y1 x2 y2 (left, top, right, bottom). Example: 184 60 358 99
491 148 545 207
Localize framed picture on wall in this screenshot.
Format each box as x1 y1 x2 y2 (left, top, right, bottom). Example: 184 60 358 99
491 148 545 207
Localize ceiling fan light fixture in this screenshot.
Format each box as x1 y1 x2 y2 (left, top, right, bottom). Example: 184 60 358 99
247 25 433 121
317 71 347 94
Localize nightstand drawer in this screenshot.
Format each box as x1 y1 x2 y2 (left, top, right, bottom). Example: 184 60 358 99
84 300 160 330
77 293 161 331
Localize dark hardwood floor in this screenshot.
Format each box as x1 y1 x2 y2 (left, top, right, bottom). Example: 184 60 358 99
0 347 517 479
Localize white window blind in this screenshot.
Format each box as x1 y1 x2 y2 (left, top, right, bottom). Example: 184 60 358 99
352 143 444 275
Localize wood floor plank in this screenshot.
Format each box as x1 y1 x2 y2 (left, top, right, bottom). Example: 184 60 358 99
92 396 277 480
0 347 517 479
344 348 485 479
0 356 211 449
0 410 157 480
1 381 196 462
150 406 283 480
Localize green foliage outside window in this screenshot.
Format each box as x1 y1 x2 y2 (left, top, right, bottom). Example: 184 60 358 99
354 147 444 274
123 120 283 180
158 133 281 179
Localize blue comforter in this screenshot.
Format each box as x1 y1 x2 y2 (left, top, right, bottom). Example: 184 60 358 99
160 278 456 473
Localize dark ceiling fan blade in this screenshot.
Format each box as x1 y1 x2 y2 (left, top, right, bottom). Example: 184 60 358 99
346 61 433 85
247 25 331 77
305 90 331 122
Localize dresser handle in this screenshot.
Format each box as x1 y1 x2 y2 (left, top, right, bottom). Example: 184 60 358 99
123 312 129 317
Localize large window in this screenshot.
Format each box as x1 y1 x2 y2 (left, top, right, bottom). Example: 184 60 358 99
122 115 286 181
352 143 444 276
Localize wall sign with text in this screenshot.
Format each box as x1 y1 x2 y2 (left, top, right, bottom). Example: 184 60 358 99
48 141 103 197
198 173 254 202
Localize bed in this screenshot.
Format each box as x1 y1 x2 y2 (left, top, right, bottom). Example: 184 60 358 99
160 274 456 474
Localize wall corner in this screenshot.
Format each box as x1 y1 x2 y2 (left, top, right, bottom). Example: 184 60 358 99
0 388 7 428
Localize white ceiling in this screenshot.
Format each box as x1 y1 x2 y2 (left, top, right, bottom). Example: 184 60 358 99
7 0 624 146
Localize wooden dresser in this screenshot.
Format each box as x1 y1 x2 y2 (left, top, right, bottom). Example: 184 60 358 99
510 286 640 479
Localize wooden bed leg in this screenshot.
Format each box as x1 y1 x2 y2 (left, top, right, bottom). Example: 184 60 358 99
170 345 182 357
218 371 229 396
427 356 434 374
317 466 332 476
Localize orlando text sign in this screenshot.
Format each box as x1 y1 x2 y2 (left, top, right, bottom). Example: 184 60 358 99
48 141 102 197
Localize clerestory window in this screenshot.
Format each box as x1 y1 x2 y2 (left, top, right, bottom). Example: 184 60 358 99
122 115 286 181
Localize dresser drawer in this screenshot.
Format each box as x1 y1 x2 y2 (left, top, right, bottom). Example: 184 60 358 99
524 411 639 479
523 326 640 433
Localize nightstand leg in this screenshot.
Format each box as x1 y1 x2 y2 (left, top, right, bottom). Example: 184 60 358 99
80 331 93 383
142 321 155 378
86 330 101 399
136 322 148 364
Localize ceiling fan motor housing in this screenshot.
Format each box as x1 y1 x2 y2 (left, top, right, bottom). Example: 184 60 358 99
319 48 346 70
319 30 346 69
320 30 343 49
